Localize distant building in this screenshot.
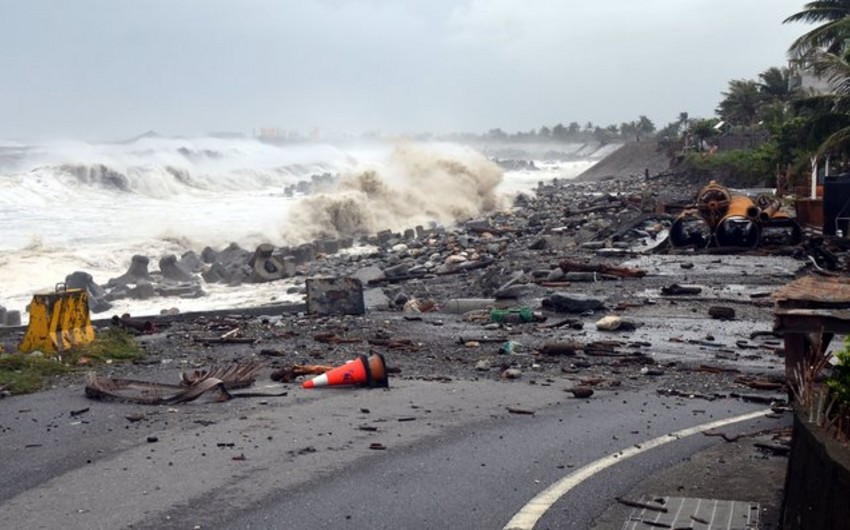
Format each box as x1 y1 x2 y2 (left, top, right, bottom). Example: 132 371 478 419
790 66 833 95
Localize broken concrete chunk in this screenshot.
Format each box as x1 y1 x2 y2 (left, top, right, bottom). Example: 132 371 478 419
596 315 623 331
570 386 594 398
539 341 581 356
546 267 566 282
708 306 736 320
501 368 522 380
306 277 365 316
542 292 606 313
363 288 391 310
353 265 386 285
660 283 702 296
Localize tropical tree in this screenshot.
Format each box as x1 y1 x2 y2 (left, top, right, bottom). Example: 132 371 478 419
690 118 720 145
637 115 656 136
620 121 637 139
552 123 568 141
796 49 850 155
784 1 850 58
759 66 798 103
488 128 508 141
717 79 765 126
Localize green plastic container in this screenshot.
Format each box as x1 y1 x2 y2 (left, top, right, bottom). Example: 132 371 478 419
490 307 534 324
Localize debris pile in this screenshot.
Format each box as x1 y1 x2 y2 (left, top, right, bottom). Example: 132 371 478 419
670 181 801 249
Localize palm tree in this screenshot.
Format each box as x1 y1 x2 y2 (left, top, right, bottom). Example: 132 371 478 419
759 66 798 102
784 1 850 58
797 50 850 154
717 79 765 126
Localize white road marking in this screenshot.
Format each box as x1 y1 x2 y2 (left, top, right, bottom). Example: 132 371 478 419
502 408 772 530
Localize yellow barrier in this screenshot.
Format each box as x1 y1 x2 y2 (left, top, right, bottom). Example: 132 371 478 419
18 284 95 354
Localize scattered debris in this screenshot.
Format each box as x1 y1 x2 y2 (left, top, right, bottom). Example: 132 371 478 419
570 387 594 398
708 306 736 320
660 284 702 296
616 496 668 513
85 363 288 404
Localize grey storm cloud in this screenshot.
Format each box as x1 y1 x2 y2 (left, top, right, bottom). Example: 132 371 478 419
0 0 807 140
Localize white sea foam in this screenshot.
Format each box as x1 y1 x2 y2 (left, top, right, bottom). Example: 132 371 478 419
0 137 605 323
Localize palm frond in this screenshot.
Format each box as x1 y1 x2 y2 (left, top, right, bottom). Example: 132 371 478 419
784 1 850 24
818 125 850 154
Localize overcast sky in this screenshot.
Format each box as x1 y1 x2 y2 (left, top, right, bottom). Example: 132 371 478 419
0 0 811 141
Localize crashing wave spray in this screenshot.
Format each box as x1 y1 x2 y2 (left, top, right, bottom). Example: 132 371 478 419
282 143 504 242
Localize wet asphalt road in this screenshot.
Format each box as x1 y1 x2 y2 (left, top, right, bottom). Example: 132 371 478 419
0 379 786 530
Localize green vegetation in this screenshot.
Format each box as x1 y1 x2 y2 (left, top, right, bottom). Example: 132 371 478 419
0 353 72 395
665 2 850 186
678 142 781 187
440 115 656 145
77 327 144 362
0 328 143 395
827 336 850 405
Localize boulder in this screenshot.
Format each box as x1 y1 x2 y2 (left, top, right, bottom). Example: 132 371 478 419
542 292 606 313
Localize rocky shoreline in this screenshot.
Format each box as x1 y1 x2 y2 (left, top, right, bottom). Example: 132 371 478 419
0 168 812 397
0 167 811 527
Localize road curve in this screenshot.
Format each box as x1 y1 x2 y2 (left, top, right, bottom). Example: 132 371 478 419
0 379 785 530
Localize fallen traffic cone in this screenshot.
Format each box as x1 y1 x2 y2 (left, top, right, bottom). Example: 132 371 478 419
302 353 389 389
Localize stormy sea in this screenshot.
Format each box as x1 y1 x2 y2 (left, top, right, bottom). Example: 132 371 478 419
0 135 613 323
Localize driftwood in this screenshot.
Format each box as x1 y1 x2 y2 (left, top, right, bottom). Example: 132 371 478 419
85 362 285 405
564 201 627 216
270 364 335 383
313 333 361 344
734 376 786 391
615 496 668 513
538 317 582 329
86 375 233 404
368 338 419 350
436 258 496 275
457 336 507 344
558 259 646 278
180 362 262 389
193 336 257 345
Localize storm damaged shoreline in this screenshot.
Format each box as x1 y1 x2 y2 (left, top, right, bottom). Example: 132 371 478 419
0 166 822 528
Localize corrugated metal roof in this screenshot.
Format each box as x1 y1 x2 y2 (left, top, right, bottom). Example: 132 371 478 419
773 275 850 306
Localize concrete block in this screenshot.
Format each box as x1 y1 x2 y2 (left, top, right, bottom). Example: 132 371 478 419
306 277 365 316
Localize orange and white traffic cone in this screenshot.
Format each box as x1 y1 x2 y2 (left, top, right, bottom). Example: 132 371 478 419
301 353 389 389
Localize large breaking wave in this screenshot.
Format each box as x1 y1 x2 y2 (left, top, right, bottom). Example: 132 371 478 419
0 136 352 200
283 143 504 242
